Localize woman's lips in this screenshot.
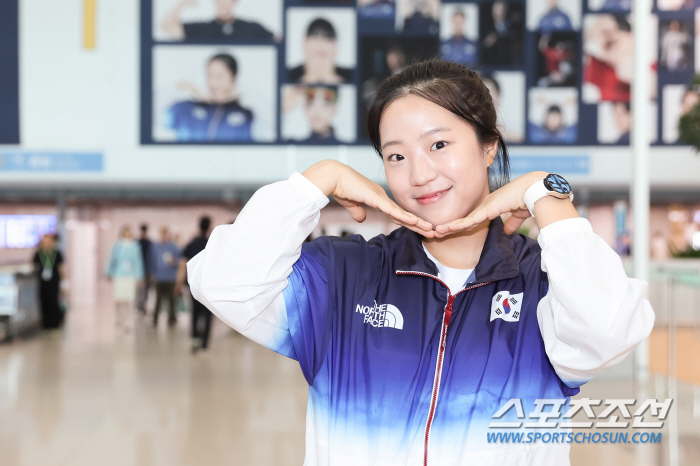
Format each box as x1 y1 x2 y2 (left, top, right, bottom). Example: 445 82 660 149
415 188 451 205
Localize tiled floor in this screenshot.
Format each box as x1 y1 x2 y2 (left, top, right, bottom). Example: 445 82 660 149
0 297 698 466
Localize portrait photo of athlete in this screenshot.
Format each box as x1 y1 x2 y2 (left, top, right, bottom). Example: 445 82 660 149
281 84 357 144
188 60 654 465
528 87 578 143
152 45 277 142
157 0 280 42
439 4 479 66
286 9 356 85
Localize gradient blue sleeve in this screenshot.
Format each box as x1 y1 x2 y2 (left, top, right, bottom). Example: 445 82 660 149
282 245 335 386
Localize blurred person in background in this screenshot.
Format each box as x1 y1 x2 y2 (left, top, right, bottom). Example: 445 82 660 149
168 53 254 142
105 226 145 331
660 20 691 71
612 101 631 144
537 34 574 87
582 15 633 102
176 216 213 353
400 0 439 35
32 234 64 329
440 9 477 65
150 227 182 327
288 18 353 85
529 101 577 143
481 1 523 65
538 0 573 33
303 86 339 143
137 224 152 314
161 0 275 42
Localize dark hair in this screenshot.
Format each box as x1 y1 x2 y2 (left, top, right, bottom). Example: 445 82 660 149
613 101 631 112
209 53 238 77
306 18 336 40
546 105 562 114
199 216 211 233
481 74 500 94
140 224 148 233
367 59 510 191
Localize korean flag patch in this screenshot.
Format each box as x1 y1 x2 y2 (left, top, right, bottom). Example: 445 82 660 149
490 291 524 323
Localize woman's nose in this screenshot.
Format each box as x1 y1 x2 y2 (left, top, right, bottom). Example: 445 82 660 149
409 154 438 186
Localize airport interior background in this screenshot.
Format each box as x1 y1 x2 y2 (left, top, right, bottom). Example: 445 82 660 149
1 0 700 465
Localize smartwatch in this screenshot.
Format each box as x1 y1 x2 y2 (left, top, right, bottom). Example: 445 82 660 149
523 173 574 217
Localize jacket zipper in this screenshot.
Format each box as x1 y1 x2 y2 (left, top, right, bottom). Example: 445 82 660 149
396 271 492 466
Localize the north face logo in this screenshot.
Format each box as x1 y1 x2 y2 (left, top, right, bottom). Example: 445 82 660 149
355 301 404 329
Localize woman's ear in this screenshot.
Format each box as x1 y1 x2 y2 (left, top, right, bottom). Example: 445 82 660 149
485 142 498 167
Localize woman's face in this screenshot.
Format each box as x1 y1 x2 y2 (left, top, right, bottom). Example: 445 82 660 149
380 95 495 228
305 89 336 133
207 59 235 103
304 36 337 67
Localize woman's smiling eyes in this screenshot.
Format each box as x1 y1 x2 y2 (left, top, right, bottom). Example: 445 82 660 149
385 140 449 161
431 140 448 151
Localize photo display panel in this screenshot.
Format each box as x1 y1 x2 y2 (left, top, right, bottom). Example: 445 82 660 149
140 0 699 146
0 0 20 145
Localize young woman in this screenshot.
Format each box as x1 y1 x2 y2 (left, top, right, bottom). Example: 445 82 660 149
167 53 254 142
188 60 654 465
105 226 145 331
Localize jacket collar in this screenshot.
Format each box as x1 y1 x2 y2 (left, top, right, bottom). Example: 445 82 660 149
395 217 520 284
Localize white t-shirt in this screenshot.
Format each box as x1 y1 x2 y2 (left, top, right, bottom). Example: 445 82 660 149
422 245 475 294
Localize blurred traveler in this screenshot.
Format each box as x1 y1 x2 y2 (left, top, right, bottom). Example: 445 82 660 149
161 0 274 42
105 226 145 331
150 227 182 327
168 53 254 142
32 234 64 329
137 224 152 314
288 18 353 85
176 216 213 352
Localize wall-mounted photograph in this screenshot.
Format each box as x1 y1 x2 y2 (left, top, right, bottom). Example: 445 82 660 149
526 0 580 32
528 87 578 143
152 45 277 142
281 85 356 143
395 0 440 35
286 8 356 84
479 2 525 66
153 0 282 42
439 3 478 65
482 71 526 143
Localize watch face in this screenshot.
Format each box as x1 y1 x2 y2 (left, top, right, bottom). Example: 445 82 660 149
543 174 571 195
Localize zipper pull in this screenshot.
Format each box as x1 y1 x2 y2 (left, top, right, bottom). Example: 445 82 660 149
444 294 455 327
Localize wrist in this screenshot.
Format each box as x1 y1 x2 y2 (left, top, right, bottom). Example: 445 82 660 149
302 160 341 197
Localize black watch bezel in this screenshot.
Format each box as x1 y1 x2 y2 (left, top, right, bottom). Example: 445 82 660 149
543 173 572 196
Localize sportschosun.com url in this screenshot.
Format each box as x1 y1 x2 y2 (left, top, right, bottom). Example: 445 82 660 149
487 432 662 444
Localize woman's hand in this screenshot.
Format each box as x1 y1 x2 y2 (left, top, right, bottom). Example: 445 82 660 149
303 160 435 237
434 171 548 237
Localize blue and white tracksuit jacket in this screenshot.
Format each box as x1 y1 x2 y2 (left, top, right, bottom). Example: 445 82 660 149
188 173 655 466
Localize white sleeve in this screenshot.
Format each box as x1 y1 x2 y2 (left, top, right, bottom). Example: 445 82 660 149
186 172 329 354
536 217 655 388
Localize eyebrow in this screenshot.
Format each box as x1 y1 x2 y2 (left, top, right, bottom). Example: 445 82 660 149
380 127 452 151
